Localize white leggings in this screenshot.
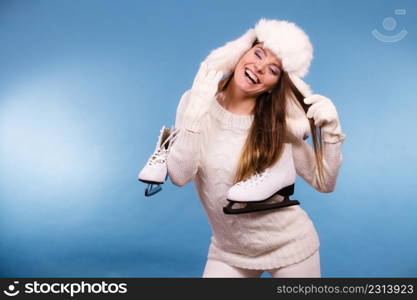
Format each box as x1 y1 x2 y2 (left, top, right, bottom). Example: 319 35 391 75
202 250 320 278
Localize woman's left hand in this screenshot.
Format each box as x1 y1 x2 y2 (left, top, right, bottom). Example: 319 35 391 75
304 94 346 143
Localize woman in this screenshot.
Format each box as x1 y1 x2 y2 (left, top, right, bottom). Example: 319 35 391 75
167 18 346 277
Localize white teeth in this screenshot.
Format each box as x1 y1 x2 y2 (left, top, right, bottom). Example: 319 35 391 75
245 69 258 84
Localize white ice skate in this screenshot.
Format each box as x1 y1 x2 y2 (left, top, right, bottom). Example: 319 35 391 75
138 125 178 196
223 143 300 214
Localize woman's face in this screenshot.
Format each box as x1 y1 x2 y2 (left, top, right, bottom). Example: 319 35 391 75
232 42 282 97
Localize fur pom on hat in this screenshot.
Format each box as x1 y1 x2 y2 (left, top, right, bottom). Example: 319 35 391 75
203 18 314 139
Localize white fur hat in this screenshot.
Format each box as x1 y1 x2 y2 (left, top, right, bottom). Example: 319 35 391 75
203 18 314 139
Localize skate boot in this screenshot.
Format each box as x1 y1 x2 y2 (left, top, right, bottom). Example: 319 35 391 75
223 143 300 214
138 125 178 196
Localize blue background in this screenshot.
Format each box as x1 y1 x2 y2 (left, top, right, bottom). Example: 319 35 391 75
1 0 416 278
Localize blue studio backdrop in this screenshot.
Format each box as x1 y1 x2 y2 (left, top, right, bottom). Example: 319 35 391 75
1 0 416 277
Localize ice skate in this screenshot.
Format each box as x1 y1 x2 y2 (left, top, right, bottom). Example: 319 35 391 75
223 143 300 214
138 125 178 196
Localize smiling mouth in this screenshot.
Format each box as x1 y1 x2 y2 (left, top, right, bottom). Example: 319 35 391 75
244 68 259 84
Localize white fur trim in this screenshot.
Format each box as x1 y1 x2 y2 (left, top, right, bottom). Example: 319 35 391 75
255 18 313 77
205 28 256 75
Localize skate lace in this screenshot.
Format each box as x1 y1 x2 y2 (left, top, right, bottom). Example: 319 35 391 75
147 148 169 166
147 128 179 166
235 169 270 188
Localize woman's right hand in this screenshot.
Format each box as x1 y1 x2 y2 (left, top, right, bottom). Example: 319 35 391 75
183 62 223 133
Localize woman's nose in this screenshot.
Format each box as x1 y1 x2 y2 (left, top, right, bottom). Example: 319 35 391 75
254 64 265 75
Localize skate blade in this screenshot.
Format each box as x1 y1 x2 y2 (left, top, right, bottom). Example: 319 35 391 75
223 199 300 214
144 184 162 197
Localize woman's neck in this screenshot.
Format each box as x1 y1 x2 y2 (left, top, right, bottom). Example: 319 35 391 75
220 79 256 115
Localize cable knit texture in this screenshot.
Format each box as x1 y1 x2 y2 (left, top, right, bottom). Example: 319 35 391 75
167 90 345 270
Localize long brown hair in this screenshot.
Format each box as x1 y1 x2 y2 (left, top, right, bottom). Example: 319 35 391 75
216 45 325 187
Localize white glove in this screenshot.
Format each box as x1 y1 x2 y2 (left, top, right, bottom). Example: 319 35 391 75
183 61 223 132
304 94 346 143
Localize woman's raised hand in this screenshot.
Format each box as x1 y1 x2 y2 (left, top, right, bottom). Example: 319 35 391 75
192 61 224 97
183 62 224 133
304 94 346 143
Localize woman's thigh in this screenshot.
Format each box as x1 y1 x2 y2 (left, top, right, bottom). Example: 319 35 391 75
267 250 321 278
202 258 264 278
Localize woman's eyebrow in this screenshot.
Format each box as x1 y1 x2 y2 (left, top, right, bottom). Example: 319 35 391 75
258 47 282 69
257 47 266 56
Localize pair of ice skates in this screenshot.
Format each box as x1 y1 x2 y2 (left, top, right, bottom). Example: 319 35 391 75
138 126 300 214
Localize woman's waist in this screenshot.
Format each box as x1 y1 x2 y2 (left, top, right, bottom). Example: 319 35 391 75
209 208 319 257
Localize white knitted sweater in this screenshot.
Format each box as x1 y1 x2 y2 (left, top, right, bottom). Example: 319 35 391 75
167 90 345 270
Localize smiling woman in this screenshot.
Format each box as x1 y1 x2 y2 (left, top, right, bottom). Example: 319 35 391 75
163 18 346 278
213 41 283 120
236 43 282 93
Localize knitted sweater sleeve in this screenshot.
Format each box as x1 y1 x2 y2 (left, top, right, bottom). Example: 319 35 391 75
291 134 345 193
167 89 200 187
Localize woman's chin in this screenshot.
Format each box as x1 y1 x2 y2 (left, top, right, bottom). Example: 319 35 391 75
235 81 262 96
235 78 254 92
